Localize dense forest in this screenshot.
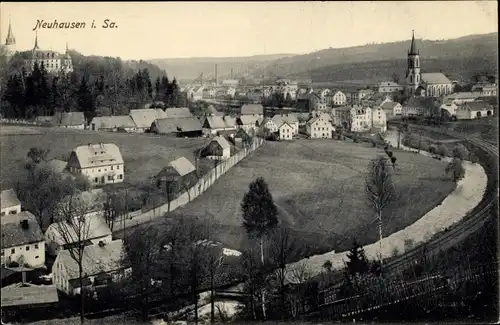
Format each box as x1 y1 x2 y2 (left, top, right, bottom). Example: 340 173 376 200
0 49 185 121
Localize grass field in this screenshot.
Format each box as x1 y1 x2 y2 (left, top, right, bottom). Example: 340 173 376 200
173 139 456 255
0 125 208 190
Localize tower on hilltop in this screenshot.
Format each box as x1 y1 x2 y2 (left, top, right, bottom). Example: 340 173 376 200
405 30 421 96
4 16 16 61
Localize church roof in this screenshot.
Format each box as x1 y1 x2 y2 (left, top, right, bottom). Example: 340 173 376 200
409 30 418 55
5 18 15 45
421 73 452 85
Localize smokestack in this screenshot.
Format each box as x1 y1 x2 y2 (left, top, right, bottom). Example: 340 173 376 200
231 68 233 80
215 64 218 85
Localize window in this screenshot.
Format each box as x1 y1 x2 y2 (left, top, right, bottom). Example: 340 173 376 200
108 175 113 181
111 165 113 170
117 165 120 170
9 210 16 215
1 250 3 256
26 245 30 251
119 174 123 179
98 169 101 172
94 178 98 183
1 212 5 216
11 248 15 254
35 255 39 259
35 244 39 249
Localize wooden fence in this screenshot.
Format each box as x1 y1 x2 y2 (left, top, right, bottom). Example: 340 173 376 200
123 137 265 228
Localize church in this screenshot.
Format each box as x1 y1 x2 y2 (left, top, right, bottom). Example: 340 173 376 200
405 31 453 97
3 18 73 74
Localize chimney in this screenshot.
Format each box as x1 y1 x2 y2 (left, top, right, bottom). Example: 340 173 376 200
231 68 233 80
20 219 29 229
98 241 105 247
215 64 218 85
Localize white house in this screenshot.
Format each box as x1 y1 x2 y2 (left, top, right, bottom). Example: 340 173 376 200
471 82 497 97
440 102 458 118
278 122 294 140
66 143 125 185
331 90 347 106
45 191 112 256
378 81 404 94
443 92 482 105
1 211 45 268
371 107 387 132
271 114 299 135
52 239 129 295
226 87 236 98
1 189 21 216
380 101 403 118
306 115 333 139
53 112 86 129
456 102 494 120
261 117 279 133
316 89 331 103
351 106 372 133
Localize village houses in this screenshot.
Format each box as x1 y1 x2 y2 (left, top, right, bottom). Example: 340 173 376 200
66 143 125 185
331 90 347 106
307 115 334 139
236 115 263 133
381 101 403 118
201 115 237 137
200 136 231 160
272 114 299 135
455 102 494 120
1 189 21 216
52 239 129 295
129 108 167 132
371 107 387 132
378 81 404 94
1 211 45 269
90 116 137 132
52 112 86 129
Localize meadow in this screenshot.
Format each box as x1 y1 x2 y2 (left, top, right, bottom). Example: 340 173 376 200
173 139 456 254
0 125 208 190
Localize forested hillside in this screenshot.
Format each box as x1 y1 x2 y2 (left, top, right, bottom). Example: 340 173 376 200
0 50 184 121
265 33 498 80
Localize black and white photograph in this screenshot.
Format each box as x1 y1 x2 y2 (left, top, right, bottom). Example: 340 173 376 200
0 2 498 324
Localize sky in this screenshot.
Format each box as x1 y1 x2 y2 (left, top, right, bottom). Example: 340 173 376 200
1 1 498 60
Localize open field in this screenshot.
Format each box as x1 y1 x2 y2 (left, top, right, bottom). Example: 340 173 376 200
173 139 456 254
0 125 208 190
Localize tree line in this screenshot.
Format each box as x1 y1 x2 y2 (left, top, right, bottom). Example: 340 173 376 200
0 51 184 121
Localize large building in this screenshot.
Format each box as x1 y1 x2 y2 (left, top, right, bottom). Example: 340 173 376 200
24 33 74 74
405 31 452 97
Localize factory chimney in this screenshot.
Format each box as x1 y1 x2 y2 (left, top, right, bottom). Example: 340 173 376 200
215 64 218 85
231 68 233 80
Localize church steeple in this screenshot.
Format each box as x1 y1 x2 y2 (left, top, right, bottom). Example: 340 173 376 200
33 32 40 50
409 30 419 55
5 16 15 45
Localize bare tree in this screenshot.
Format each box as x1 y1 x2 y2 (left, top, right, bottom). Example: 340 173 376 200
123 224 161 321
269 226 296 318
365 156 396 271
103 190 126 232
54 192 94 324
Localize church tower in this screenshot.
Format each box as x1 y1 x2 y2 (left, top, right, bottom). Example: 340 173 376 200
405 30 421 96
4 16 16 61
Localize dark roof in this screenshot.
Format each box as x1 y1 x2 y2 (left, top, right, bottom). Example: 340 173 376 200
409 30 418 54
53 112 85 126
1 284 59 307
405 96 438 109
0 211 44 249
153 117 202 134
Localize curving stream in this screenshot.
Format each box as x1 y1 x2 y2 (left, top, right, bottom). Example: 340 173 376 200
286 131 488 279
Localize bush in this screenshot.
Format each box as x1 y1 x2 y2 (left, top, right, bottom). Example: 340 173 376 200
386 151 393 158
372 140 377 147
446 158 465 182
437 144 449 157
452 144 469 160
428 144 437 154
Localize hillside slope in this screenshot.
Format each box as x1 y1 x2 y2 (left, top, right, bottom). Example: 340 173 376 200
149 53 295 81
265 33 498 79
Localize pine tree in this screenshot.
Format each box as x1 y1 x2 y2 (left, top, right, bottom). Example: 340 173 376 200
241 177 278 319
170 78 179 107
155 77 161 100
77 75 96 122
345 239 370 276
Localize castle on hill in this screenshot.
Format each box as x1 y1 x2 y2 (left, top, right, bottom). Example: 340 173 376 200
4 18 73 74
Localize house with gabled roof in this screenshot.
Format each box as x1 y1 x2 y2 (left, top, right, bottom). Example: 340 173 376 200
236 114 263 133
165 107 193 119
155 157 197 193
307 115 334 139
52 112 86 129
296 92 322 112
1 211 45 268
381 101 403 117
1 189 21 216
456 102 494 120
261 117 279 133
129 108 167 132
151 117 203 137
200 136 231 160
90 116 137 132
52 239 129 295
66 143 125 185
201 115 237 137
278 122 294 140
272 114 299 135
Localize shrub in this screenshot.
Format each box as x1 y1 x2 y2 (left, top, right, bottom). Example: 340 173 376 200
390 156 397 167
428 144 437 154
446 158 465 182
386 151 393 158
452 144 469 160
437 144 449 157
372 140 377 147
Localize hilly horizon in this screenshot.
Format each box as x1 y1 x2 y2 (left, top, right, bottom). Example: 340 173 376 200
147 32 498 82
